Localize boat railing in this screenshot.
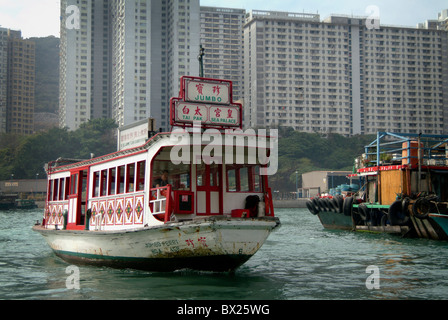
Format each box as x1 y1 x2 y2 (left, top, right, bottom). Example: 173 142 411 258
150 185 172 223
360 132 448 169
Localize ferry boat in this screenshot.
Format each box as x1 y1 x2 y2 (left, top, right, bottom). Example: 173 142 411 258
33 77 280 272
306 132 448 240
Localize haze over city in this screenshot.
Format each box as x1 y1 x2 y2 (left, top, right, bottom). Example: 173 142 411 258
0 0 447 38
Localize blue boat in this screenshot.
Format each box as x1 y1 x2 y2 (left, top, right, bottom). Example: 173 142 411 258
307 132 448 241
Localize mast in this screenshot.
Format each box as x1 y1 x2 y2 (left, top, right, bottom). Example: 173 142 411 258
198 45 205 78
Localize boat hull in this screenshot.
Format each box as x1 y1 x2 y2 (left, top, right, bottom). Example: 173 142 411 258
317 211 353 231
33 216 280 272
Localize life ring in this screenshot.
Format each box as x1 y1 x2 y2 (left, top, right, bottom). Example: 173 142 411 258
388 200 410 226
306 200 319 215
343 197 354 217
412 197 431 220
358 203 369 221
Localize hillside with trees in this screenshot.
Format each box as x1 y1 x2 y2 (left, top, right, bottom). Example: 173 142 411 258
268 129 376 192
0 118 117 180
0 121 375 192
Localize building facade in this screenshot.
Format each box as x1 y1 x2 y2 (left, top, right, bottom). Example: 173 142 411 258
0 28 35 135
200 6 246 101
0 28 8 133
243 10 448 136
60 0 200 132
59 0 111 131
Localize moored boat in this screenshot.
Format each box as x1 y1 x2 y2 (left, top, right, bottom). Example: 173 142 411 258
33 77 280 272
307 132 448 240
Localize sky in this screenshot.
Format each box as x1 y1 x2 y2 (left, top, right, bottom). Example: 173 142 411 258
0 0 446 38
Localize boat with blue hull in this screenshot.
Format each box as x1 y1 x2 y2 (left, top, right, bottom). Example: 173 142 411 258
307 132 448 240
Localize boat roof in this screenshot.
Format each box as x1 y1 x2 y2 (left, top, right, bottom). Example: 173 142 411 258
46 129 277 174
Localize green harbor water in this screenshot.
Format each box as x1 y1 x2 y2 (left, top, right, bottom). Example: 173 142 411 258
1 208 448 300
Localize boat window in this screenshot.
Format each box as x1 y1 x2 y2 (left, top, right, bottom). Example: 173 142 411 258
58 178 65 201
118 165 125 194
100 170 107 197
70 173 78 195
227 169 237 191
197 163 205 187
53 179 59 201
48 180 53 201
210 164 220 187
92 171 100 198
152 160 191 191
226 165 263 193
240 167 249 192
253 166 261 192
136 161 146 192
127 163 136 193
108 167 116 196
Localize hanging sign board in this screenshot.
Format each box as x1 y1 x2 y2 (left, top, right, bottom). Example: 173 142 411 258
173 100 241 127
183 77 231 105
171 76 242 130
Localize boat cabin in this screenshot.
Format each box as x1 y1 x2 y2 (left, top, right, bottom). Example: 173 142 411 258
355 132 448 208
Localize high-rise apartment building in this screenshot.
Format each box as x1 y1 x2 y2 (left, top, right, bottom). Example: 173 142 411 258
59 0 111 131
0 28 35 135
200 7 246 101
243 10 448 136
0 28 8 133
60 0 200 131
111 0 200 130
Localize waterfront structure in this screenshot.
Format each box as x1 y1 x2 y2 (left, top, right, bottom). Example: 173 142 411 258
200 7 245 101
243 10 448 136
60 0 199 131
0 28 35 135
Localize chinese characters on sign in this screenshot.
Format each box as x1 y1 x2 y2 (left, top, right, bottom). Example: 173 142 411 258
171 76 242 129
185 79 231 105
175 102 240 127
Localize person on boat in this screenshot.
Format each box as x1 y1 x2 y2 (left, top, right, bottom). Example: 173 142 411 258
155 170 169 188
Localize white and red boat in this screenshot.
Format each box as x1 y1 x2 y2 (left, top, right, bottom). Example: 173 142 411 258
33 77 280 272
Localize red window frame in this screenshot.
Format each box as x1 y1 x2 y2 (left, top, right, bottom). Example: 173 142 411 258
226 164 264 193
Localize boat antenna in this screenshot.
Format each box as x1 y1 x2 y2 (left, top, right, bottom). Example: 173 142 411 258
198 45 205 78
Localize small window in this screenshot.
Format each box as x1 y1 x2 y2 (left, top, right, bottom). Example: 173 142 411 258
136 161 146 191
48 180 53 201
240 167 249 192
100 170 107 197
59 178 65 201
52 179 59 201
118 166 125 194
227 169 236 192
108 167 116 195
70 174 78 195
127 163 135 193
92 171 100 198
